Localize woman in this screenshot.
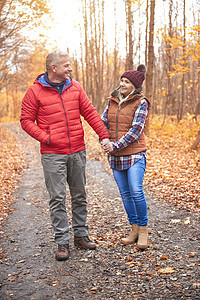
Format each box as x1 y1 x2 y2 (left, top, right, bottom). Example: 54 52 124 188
101 65 150 249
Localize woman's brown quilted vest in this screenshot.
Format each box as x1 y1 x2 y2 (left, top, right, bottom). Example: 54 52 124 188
107 93 149 156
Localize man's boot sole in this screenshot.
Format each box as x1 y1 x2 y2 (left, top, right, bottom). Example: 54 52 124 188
74 243 96 250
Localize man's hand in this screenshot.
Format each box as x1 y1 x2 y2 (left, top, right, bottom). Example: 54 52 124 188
101 139 114 154
100 138 110 147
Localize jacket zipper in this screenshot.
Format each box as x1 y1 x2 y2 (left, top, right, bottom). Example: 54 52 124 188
116 104 122 155
60 95 71 154
46 126 50 145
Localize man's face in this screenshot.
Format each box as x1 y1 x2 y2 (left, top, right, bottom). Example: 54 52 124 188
52 56 72 82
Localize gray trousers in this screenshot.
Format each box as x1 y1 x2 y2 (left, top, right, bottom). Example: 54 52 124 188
41 150 88 245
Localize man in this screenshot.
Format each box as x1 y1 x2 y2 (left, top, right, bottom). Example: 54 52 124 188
20 49 110 261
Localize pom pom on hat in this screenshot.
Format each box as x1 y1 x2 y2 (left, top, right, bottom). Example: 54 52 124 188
137 64 146 73
121 64 146 88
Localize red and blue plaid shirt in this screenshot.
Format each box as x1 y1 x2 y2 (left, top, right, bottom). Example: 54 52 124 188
102 98 148 170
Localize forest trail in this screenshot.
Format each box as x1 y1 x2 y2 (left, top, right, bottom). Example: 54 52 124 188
0 123 199 300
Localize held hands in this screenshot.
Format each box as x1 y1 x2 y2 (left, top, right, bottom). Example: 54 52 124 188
101 138 114 154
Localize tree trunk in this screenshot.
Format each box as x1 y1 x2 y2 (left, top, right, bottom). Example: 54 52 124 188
145 0 155 135
145 0 149 67
194 17 200 120
190 131 200 150
177 0 186 122
113 0 118 88
162 0 173 126
127 0 133 69
125 0 133 70
84 0 89 96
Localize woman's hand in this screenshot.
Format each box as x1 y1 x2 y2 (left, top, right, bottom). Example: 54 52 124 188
101 139 114 154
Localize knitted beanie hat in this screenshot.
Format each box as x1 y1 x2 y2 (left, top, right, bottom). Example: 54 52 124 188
121 65 146 89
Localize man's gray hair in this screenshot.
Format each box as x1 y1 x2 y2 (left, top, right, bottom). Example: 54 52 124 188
46 49 70 71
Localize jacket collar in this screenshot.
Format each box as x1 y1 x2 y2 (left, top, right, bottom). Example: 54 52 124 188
36 73 72 91
109 86 143 103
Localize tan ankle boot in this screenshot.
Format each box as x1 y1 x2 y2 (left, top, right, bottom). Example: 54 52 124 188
121 224 139 245
137 226 148 249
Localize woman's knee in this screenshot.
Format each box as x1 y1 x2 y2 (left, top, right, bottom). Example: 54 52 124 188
131 189 145 202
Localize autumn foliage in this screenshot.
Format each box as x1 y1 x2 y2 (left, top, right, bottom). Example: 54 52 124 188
0 126 25 226
84 115 200 212
0 115 199 227
145 115 200 211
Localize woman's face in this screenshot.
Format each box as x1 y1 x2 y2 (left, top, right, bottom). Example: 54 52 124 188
119 77 134 97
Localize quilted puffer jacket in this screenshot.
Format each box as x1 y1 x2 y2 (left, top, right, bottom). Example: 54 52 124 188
20 74 109 154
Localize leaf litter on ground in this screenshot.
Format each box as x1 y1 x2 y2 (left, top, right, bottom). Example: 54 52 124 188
0 120 199 299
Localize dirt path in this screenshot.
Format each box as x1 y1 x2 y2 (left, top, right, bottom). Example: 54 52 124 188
0 123 199 300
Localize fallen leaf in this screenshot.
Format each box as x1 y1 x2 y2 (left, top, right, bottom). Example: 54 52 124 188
184 217 191 224
188 252 197 257
157 267 175 274
16 260 25 264
187 263 196 267
79 258 88 262
160 255 168 260
171 219 181 224
91 287 99 291
192 282 200 288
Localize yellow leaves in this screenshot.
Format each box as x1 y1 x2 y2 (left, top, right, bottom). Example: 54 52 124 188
129 0 142 5
170 64 190 76
0 126 26 228
145 115 200 212
169 38 185 48
156 87 167 97
187 114 196 121
161 24 200 74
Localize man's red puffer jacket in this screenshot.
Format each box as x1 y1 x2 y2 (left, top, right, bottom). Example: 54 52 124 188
20 74 109 154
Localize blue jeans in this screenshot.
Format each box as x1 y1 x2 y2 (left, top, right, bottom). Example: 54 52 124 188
113 156 148 226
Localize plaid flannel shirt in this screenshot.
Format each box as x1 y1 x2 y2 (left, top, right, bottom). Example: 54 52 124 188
101 98 148 170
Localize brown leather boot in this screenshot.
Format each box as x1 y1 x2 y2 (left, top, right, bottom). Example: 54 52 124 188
74 236 97 250
121 224 139 245
55 244 70 261
137 226 148 249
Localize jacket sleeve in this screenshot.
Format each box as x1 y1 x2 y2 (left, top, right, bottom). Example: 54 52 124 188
20 86 49 144
78 84 110 140
101 101 110 130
